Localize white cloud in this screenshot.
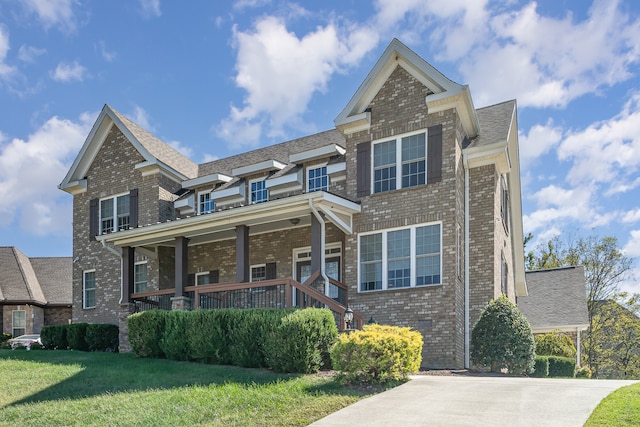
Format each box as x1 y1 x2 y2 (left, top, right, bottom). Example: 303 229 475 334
167 140 193 158
23 0 79 33
138 0 161 18
202 154 219 163
50 60 88 82
623 230 640 257
233 0 270 10
623 209 640 224
130 105 155 131
519 120 563 165
217 16 378 148
0 112 95 235
0 25 16 80
96 41 116 62
18 45 46 63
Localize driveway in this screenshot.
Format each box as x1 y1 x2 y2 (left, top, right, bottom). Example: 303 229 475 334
309 375 637 427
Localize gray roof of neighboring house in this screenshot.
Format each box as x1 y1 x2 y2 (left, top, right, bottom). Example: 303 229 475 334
466 100 516 149
518 266 590 330
0 247 71 306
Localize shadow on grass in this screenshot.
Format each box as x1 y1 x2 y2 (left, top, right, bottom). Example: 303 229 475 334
1 350 308 406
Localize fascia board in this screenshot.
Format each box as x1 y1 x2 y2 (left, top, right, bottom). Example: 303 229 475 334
530 325 590 333
182 173 233 189
231 160 287 177
289 144 346 163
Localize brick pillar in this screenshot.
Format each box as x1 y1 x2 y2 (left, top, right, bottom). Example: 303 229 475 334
118 303 137 352
171 296 191 310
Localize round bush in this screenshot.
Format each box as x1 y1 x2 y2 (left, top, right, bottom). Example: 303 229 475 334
471 295 535 375
534 331 576 358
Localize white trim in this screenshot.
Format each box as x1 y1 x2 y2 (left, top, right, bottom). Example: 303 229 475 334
248 177 269 204
12 310 26 337
197 191 214 215
134 261 148 293
371 129 427 194
290 144 346 163
83 269 96 309
306 164 329 193
99 192 131 235
232 160 286 177
182 173 233 189
357 221 443 293
195 271 211 286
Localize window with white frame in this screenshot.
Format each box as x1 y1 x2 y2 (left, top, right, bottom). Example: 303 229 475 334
500 175 510 233
307 166 328 192
250 179 268 204
100 194 130 234
134 262 147 293
83 270 96 309
196 271 211 286
12 310 26 337
251 265 267 282
373 131 426 194
198 191 215 214
359 222 441 292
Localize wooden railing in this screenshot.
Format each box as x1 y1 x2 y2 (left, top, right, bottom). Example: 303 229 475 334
130 273 363 330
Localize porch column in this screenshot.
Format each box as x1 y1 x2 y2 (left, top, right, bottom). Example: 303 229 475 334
310 213 323 274
236 225 250 282
121 246 135 303
175 236 189 296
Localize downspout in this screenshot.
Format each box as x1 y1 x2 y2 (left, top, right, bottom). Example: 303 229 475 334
308 200 329 292
464 156 471 369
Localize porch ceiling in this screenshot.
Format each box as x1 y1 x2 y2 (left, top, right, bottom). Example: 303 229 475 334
97 191 361 249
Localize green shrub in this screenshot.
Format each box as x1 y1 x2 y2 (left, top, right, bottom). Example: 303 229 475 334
29 342 43 350
575 366 592 379
41 325 68 350
160 311 191 361
187 309 233 365
86 324 119 352
0 332 11 343
548 356 576 377
531 356 549 378
471 295 535 375
67 323 89 351
535 331 577 358
330 324 423 383
128 310 166 358
264 308 338 373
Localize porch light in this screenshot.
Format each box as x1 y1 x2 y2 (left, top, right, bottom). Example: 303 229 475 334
289 218 300 226
344 307 354 330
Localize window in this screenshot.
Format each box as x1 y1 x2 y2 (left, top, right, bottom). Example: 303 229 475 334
501 252 509 296
134 262 147 293
373 131 426 193
100 194 130 234
12 310 26 337
500 175 510 232
83 270 96 309
196 271 211 286
307 166 328 192
198 192 215 214
251 265 267 282
250 180 268 204
359 223 442 292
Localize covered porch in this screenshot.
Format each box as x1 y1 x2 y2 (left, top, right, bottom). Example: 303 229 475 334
98 191 364 332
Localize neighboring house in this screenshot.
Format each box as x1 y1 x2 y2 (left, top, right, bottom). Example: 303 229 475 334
518 266 590 365
0 247 72 337
59 38 526 368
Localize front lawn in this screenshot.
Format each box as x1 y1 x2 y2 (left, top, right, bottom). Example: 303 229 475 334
0 350 384 426
585 382 640 426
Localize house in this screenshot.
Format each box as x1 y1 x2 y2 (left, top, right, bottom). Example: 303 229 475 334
518 266 590 365
58 39 525 369
0 247 72 337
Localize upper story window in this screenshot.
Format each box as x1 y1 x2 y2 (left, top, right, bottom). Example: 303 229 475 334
500 175 510 233
373 131 426 194
134 262 148 293
359 222 441 292
100 194 130 234
307 166 328 192
198 191 215 214
83 270 96 309
250 180 268 204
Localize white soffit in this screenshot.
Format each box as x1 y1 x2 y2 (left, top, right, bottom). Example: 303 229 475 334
290 144 346 163
232 160 287 177
182 173 233 189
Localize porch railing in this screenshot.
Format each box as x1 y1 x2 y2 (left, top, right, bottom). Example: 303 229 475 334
130 272 363 330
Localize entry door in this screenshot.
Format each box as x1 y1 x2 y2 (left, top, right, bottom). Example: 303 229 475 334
296 256 341 300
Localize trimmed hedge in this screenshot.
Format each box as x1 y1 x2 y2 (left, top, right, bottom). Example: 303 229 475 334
41 323 118 351
127 308 335 373
532 356 549 378
535 331 577 358
548 356 576 377
330 324 423 383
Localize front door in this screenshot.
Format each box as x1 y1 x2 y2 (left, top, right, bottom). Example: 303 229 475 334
295 256 341 303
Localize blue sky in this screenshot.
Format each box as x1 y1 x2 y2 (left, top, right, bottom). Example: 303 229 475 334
1 0 639 289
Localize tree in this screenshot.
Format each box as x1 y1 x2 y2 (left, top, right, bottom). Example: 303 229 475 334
471 295 535 375
526 234 635 375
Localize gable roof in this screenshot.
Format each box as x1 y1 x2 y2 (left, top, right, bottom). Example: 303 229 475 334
59 104 198 194
335 38 479 137
0 247 71 306
518 266 590 332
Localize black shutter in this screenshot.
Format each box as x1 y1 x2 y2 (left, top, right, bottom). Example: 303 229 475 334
356 142 371 197
89 198 99 240
265 262 277 280
187 273 195 287
427 124 443 184
129 188 139 228
211 270 220 284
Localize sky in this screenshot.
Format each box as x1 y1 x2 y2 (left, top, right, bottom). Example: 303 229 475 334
0 0 639 290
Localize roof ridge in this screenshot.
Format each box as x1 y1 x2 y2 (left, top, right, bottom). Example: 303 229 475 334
11 247 34 300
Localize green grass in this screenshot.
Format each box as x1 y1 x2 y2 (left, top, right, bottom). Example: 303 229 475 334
0 349 389 426
585 382 640 426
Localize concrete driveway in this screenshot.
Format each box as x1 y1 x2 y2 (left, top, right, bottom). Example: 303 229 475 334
309 375 637 427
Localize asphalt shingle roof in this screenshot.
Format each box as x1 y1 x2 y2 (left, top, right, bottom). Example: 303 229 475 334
466 100 516 149
518 266 590 330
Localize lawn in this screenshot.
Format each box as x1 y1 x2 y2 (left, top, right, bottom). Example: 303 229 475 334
0 349 386 426
585 382 640 427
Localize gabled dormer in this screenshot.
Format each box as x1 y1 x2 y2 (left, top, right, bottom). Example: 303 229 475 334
59 104 198 195
334 38 479 138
